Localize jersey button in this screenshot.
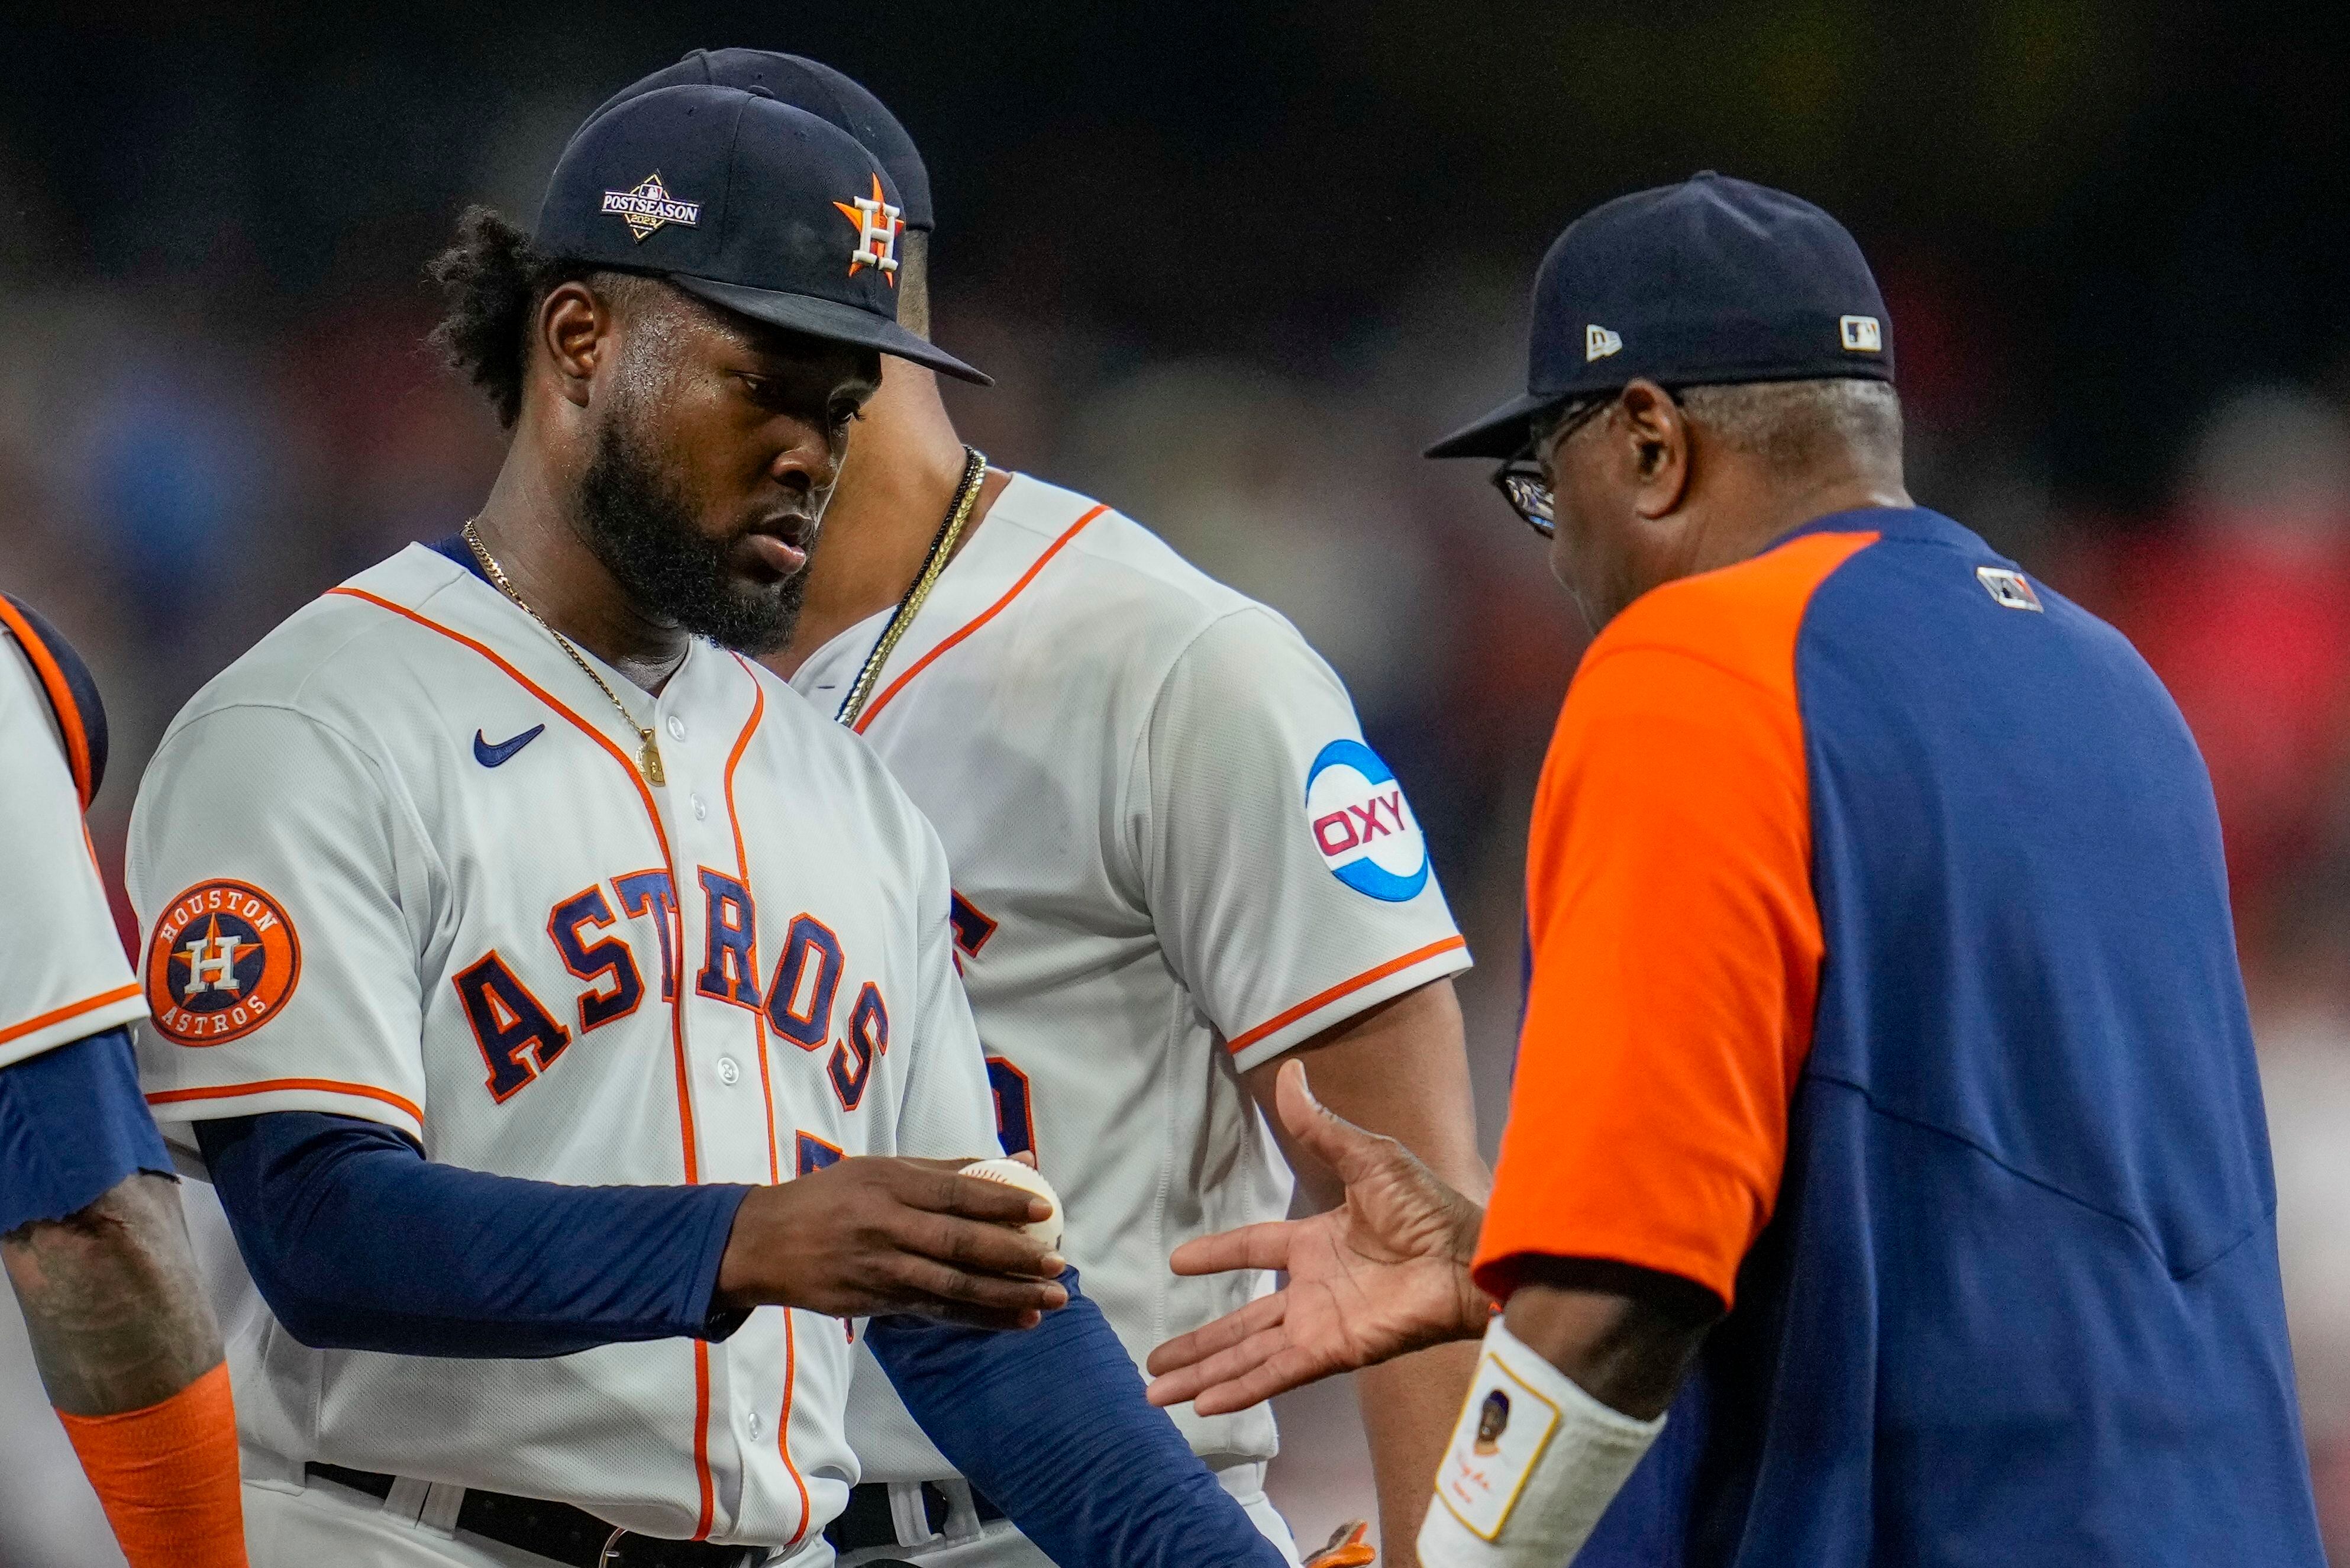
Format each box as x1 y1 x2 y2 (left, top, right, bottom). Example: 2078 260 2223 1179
716 1056 741 1087
747 1412 763 1440
667 715 687 741
692 793 709 821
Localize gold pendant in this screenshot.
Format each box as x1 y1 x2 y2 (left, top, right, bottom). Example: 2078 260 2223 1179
641 737 667 786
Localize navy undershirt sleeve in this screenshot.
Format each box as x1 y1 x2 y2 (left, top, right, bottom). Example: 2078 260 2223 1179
196 1111 751 1358
0 1027 175 1236
867 1273 1287 1568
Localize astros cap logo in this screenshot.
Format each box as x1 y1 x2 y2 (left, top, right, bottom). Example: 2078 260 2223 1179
834 173 903 283
144 879 303 1046
1305 739 1431 903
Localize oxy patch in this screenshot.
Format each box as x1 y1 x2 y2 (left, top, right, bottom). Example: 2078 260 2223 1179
1305 739 1429 902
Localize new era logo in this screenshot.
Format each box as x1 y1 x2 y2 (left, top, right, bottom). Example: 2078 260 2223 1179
1586 324 1623 362
1976 566 2043 612
1840 314 1883 353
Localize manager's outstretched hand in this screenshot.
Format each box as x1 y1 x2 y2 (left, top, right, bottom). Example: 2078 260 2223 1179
1145 1060 1489 1414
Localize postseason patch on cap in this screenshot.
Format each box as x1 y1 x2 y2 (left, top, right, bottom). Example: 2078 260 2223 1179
601 172 701 241
1305 739 1429 902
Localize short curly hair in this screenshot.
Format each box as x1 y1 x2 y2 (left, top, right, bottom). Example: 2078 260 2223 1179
425 206 601 430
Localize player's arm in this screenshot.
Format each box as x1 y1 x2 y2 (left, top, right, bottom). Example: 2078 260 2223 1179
1242 979 1489 1563
870 1276 1287 1568
193 1110 1064 1356
1 1032 248 1568
0 599 246 1568
1135 605 1482 1561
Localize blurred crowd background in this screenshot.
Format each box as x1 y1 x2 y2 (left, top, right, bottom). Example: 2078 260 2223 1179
2 1 2348 1561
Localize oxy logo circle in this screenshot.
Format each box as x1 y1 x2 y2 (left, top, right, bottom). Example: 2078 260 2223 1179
144 879 303 1046
1305 739 1429 902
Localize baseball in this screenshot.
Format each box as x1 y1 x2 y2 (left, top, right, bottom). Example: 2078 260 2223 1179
961 1157 1064 1251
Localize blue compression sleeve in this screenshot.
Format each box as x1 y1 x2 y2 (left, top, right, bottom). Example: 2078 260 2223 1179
0 1027 175 1235
867 1273 1287 1568
196 1112 750 1358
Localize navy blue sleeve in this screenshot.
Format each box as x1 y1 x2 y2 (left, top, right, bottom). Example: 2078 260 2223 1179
196 1111 751 1358
0 1026 175 1235
866 1273 1287 1568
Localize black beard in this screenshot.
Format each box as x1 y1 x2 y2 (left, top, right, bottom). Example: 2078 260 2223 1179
572 411 806 655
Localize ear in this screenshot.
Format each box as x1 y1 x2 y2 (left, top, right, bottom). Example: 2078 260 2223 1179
1618 379 1693 520
538 280 610 411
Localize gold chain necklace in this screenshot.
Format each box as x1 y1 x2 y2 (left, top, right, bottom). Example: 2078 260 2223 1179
834 445 988 728
461 520 669 785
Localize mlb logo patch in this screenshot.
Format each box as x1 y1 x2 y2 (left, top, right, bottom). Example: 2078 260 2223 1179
1840 314 1883 353
1976 566 2044 611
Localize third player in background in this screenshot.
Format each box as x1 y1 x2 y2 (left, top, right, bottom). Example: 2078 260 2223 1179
591 48 1488 1568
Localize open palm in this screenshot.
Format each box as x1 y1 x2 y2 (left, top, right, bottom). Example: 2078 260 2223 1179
1145 1060 1489 1416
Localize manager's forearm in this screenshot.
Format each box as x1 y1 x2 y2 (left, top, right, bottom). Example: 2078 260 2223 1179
2 1173 222 1416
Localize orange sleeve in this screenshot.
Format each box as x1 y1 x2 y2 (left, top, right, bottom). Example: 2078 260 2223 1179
57 1361 248 1568
1473 532 1870 1309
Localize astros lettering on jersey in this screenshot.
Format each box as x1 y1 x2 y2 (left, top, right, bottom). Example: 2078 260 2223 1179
0 596 147 1073
128 546 1003 1548
787 475 1472 1479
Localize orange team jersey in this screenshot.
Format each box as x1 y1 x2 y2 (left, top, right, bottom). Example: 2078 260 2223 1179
1474 528 1876 1307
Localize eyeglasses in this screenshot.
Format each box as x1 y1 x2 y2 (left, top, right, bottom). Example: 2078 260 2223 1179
1489 394 1612 537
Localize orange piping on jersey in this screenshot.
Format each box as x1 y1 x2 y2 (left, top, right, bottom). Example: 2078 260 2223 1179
780 1309 811 1549
328 584 718 1537
0 981 143 1049
850 504 1111 734
1224 935 1468 1056
0 595 95 809
146 1075 424 1128
722 659 781 1186
723 656 812 1537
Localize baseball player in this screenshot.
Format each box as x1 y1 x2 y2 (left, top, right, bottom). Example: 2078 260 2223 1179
584 50 1487 1568
0 593 247 1567
1149 175 2328 1567
130 83 1296 1568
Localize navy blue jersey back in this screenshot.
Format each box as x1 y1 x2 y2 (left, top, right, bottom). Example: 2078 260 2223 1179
1580 508 2322 1567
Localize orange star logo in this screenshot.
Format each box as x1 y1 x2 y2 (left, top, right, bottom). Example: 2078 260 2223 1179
834 174 903 285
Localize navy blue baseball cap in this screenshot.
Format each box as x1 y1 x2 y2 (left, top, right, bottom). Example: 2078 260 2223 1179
1426 172 1893 459
535 83 984 383
585 49 932 233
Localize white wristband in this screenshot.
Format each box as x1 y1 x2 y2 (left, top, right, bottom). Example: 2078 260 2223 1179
1416 1317 1666 1567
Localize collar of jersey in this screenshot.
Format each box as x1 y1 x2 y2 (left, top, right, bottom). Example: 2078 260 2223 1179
802 470 1074 689
372 541 703 714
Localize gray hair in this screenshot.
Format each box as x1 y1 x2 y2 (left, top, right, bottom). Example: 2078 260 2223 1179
1678 378 1903 473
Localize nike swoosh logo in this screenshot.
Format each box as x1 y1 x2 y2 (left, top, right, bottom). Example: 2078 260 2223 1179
473 725 546 767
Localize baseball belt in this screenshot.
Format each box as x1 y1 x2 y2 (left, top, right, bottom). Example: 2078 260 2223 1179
824 1479 1007 1553
305 1463 768 1567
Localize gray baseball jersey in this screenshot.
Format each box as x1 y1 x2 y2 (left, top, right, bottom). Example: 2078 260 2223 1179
789 473 1471 1480
128 545 1002 1550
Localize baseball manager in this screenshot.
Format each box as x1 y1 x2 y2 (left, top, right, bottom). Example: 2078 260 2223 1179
1148 173 2328 1567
